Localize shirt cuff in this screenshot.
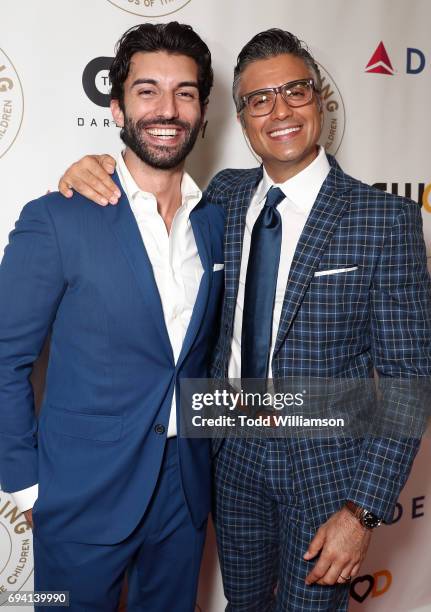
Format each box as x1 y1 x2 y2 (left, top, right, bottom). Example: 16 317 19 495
10 484 39 513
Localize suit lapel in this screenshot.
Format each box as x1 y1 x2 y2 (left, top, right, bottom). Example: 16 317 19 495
273 160 353 358
104 172 173 361
176 207 212 369
224 168 262 323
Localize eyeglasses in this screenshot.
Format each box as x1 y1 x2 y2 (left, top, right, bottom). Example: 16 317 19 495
239 78 318 117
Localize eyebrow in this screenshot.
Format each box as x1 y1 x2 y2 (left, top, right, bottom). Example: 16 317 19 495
243 79 312 97
130 78 199 89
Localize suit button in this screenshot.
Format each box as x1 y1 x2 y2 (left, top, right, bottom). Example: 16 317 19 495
154 424 165 435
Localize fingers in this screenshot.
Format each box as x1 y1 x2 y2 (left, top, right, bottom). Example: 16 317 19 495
305 553 332 585
99 154 116 174
58 175 74 199
58 155 121 206
335 558 363 584
304 526 327 585
67 170 115 206
304 508 371 587
319 553 352 586
307 552 353 586
304 526 325 561
307 548 365 586
336 562 355 584
92 155 120 202
304 524 356 586
350 561 361 579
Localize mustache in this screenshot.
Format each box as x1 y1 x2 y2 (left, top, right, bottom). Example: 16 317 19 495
135 117 192 131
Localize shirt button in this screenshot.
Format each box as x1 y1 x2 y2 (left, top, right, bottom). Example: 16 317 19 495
154 424 165 435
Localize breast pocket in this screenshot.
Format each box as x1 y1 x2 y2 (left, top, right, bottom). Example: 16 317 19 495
306 265 369 326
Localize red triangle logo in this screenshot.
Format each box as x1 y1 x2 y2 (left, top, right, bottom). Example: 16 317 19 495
365 42 394 75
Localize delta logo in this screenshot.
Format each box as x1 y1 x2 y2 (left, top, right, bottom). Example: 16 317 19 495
365 41 427 75
365 42 394 75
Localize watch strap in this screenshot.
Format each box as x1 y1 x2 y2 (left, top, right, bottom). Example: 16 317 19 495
345 500 363 520
345 500 382 529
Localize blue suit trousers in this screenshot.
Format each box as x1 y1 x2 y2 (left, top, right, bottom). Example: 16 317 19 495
34 439 206 612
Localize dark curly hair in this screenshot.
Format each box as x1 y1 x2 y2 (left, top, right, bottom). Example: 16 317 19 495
109 21 213 112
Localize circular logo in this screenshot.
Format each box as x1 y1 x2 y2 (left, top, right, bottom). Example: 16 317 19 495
107 0 192 18
82 57 113 108
0 49 24 160
0 493 33 601
317 62 345 155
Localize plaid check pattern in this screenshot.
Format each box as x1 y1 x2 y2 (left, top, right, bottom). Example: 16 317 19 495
213 438 350 611
206 155 431 610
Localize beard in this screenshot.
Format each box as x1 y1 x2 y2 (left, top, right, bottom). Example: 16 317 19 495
120 114 201 170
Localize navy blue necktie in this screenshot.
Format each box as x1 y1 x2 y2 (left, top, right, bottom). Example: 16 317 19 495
241 186 285 380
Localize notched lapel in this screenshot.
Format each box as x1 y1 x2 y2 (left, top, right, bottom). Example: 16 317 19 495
103 173 173 361
224 168 263 331
273 164 353 357
176 209 212 369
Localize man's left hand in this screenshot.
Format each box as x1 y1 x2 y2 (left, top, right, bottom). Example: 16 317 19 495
303 506 372 585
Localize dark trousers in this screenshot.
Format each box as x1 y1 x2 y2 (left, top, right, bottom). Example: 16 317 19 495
34 438 207 612
213 438 349 612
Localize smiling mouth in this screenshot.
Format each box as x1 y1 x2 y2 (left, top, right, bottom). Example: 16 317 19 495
268 126 301 138
145 127 181 139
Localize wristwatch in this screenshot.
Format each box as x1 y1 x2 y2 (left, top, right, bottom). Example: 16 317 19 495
345 500 382 530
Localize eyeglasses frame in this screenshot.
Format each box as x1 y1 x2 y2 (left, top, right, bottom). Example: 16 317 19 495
239 78 319 117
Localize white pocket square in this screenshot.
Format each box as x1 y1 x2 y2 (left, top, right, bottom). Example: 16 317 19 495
314 266 358 277
213 263 224 271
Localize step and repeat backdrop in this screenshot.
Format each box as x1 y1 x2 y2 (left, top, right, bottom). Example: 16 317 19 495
1 0 430 610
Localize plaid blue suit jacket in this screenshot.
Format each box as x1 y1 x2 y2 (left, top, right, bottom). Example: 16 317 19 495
207 154 431 528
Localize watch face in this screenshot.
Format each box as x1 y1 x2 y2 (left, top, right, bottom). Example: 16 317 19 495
362 511 382 529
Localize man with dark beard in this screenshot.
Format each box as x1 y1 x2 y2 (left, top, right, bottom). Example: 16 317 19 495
0 22 225 611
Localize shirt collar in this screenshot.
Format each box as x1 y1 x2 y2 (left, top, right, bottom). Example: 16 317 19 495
116 150 202 214
255 146 331 212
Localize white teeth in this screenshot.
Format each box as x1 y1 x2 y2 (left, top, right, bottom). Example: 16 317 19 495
147 128 178 137
270 126 301 137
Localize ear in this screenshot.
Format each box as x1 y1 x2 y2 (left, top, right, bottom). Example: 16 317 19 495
238 115 261 164
110 99 124 128
199 101 208 128
237 112 246 128
198 102 208 137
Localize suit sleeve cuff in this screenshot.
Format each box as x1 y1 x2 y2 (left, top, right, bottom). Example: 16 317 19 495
10 484 39 513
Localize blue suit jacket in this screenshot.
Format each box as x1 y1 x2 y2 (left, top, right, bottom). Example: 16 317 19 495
207 155 431 527
0 173 225 544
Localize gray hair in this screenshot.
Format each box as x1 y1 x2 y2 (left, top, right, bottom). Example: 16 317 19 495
233 29 322 112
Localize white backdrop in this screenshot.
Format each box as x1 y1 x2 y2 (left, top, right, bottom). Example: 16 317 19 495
1 1 431 610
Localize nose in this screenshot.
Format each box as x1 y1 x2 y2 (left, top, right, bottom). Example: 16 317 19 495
156 91 179 120
270 92 293 120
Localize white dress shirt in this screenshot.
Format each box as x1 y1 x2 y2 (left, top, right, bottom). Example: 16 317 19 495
117 152 203 439
228 146 331 380
11 151 203 513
